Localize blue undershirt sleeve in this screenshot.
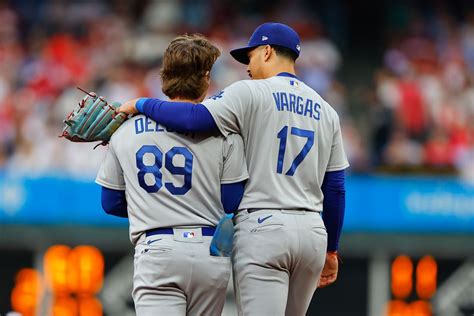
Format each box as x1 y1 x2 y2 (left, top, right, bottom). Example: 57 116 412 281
135 98 147 113
138 98 217 133
220 181 246 214
101 186 128 218
321 170 346 252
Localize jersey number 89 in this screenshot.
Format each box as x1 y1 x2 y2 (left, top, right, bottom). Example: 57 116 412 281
136 145 193 195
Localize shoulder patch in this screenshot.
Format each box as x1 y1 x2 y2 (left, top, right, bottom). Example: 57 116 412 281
209 90 224 100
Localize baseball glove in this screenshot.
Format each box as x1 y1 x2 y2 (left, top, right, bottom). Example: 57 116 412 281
60 88 128 146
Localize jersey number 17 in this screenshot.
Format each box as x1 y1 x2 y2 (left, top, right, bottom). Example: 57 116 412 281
276 126 314 176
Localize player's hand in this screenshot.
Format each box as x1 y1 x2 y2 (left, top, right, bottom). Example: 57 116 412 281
318 252 338 288
117 99 139 115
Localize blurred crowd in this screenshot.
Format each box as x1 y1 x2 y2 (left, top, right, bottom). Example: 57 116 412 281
0 0 349 178
371 5 474 181
0 0 472 181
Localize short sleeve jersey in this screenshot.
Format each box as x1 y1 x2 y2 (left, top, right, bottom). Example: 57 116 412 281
202 74 349 212
96 115 248 244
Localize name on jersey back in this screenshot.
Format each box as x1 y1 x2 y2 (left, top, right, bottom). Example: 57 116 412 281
134 116 195 137
272 92 321 121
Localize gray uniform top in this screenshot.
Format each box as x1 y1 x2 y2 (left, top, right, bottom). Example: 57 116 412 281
203 74 349 212
96 115 249 245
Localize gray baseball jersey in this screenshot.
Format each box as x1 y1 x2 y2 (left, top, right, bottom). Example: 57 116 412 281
96 114 248 245
204 74 349 315
203 74 349 212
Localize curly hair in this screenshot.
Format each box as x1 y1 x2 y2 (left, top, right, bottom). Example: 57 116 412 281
160 34 221 100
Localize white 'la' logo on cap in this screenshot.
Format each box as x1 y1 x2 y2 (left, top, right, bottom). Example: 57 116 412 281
262 36 268 41
296 44 301 51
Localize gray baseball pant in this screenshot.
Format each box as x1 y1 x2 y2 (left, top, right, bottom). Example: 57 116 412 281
133 227 231 315
232 209 327 316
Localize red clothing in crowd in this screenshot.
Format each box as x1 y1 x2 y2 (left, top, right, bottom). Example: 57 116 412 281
397 80 425 136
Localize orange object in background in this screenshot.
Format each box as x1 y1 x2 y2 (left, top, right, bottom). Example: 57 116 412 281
44 245 104 296
416 256 437 300
68 246 104 295
44 245 72 296
386 300 432 316
11 268 43 316
410 300 432 316
391 255 413 299
386 300 410 316
49 295 103 316
386 255 437 316
78 297 103 316
13 244 104 316
51 296 78 316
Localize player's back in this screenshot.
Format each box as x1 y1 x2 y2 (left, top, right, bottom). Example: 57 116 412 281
107 115 235 244
204 74 348 212
242 75 347 211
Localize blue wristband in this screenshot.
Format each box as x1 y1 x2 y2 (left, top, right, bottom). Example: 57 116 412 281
136 98 148 113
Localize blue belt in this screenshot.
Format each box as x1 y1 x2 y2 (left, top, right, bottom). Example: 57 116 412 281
146 227 216 237
246 208 312 213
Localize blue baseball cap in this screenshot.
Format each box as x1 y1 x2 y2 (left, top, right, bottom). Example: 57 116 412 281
230 22 301 65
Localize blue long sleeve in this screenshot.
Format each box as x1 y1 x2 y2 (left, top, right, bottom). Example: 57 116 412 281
220 181 246 214
101 187 128 218
137 98 217 132
321 170 346 252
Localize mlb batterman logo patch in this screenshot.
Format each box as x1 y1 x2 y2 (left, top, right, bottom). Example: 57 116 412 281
183 232 195 238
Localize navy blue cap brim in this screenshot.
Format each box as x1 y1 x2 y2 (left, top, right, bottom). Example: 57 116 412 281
230 46 256 65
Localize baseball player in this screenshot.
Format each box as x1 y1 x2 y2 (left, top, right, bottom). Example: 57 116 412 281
96 34 248 315
118 23 349 316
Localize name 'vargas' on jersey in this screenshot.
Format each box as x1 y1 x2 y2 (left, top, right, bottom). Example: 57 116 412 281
272 92 321 121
